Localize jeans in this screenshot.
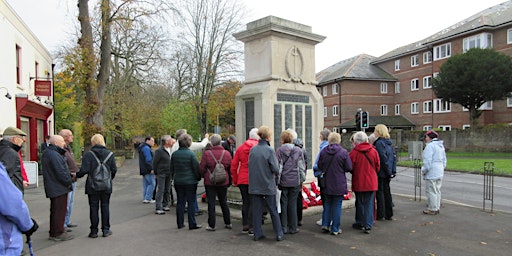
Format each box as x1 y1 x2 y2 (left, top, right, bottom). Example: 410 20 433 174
49 194 68 237
155 172 172 210
238 184 252 227
251 194 283 239
376 177 393 219
205 185 231 228
64 182 76 227
175 184 198 229
88 192 111 235
142 173 156 201
322 194 343 233
279 186 301 233
355 191 375 229
425 179 442 211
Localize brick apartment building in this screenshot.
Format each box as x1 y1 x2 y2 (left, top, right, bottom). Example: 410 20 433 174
317 1 512 133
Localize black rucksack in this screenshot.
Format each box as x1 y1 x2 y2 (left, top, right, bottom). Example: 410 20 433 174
90 151 113 191
208 150 227 185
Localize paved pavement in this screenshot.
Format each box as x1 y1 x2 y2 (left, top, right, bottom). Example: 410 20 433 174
23 156 511 256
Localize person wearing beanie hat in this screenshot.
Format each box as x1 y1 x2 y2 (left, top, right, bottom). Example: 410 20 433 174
421 130 447 215
0 126 27 192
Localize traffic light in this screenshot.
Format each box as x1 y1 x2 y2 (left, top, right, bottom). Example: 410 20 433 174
361 111 369 128
355 112 361 127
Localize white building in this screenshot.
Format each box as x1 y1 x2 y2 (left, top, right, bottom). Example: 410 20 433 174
0 0 54 162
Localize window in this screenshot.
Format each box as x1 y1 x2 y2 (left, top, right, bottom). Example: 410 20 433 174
411 55 419 67
332 127 339 133
423 76 432 89
463 33 493 52
411 79 419 91
438 125 451 131
423 101 432 113
16 45 21 85
433 43 451 60
462 124 471 130
423 125 432 131
332 105 339 116
332 83 338 95
380 105 388 116
479 101 493 110
395 60 400 71
507 95 512 107
395 104 400 115
395 82 400 93
423 51 432 64
411 102 419 114
434 99 451 113
322 86 327 96
380 83 388 93
508 29 512 44
433 72 439 78
323 107 327 117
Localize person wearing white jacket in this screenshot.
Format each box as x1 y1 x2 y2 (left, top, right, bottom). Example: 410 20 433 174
421 130 447 215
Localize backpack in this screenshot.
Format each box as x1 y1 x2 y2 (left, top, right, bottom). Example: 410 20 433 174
90 151 114 191
208 150 227 185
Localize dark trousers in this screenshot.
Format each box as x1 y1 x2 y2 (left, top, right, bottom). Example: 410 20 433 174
297 185 303 223
88 192 111 235
205 185 231 228
49 194 68 237
376 177 393 219
175 184 198 229
251 194 283 239
279 186 301 233
238 184 252 227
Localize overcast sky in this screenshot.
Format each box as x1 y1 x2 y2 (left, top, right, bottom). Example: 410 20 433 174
6 0 509 72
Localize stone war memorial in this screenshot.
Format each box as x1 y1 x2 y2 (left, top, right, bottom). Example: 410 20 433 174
234 16 326 166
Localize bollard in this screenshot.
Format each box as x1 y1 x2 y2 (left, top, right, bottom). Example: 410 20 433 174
413 159 422 201
483 162 494 212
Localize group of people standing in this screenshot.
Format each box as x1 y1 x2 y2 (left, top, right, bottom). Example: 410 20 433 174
0 126 117 255
313 124 396 236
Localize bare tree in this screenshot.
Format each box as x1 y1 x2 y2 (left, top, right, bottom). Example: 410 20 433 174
77 0 174 146
173 0 245 134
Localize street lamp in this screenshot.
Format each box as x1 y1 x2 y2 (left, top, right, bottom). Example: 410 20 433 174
0 87 12 100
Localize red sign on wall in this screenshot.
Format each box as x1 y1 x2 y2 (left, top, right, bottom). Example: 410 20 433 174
34 80 52 96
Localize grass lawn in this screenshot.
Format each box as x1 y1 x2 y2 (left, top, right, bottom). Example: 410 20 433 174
397 152 512 176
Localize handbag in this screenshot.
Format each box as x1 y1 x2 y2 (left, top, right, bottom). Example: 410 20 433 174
318 156 334 188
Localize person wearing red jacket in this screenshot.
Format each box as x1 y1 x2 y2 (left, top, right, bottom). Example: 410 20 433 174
349 131 380 234
230 128 259 233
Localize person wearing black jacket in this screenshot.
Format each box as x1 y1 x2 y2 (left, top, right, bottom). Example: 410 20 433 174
153 135 175 214
0 126 27 192
42 135 74 241
76 134 117 238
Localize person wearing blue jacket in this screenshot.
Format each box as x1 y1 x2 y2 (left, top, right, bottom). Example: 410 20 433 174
312 128 331 226
421 130 447 215
138 136 155 203
0 162 38 255
373 124 395 221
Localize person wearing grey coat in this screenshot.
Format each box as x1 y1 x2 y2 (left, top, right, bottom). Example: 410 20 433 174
248 126 284 242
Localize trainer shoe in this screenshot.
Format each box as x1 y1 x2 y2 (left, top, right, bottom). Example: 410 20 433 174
67 223 78 228
142 200 150 204
163 207 171 211
316 219 322 226
206 226 215 231
155 210 165 215
103 230 113 237
49 232 74 241
225 224 232 229
149 200 156 204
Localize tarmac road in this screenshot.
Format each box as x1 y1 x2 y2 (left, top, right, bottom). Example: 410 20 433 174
23 157 511 256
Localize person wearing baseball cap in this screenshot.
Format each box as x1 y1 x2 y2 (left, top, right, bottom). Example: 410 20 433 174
0 127 27 192
421 130 447 215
